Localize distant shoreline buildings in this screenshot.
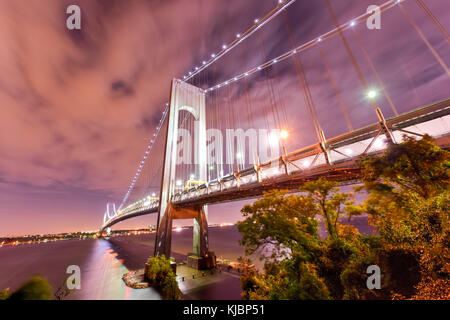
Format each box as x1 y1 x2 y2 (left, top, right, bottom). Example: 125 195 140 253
0 223 235 247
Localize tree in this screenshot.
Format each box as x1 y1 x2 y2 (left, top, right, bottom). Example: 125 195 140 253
360 135 449 246
0 288 9 300
358 135 450 298
361 134 449 199
7 277 52 300
238 189 320 262
299 178 355 239
238 135 449 300
238 182 362 300
145 255 181 300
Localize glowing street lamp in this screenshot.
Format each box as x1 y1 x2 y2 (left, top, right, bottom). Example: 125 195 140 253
279 129 289 157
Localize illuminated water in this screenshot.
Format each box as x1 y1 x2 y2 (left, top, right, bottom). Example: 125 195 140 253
0 225 245 300
0 219 373 300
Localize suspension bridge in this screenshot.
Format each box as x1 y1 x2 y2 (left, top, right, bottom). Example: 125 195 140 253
100 0 450 269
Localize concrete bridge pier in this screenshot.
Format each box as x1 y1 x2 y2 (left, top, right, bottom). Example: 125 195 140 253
154 79 215 269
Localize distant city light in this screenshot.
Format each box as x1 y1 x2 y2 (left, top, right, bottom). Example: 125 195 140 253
176 180 182 186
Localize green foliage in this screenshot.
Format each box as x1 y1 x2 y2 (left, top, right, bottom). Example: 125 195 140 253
0 288 9 300
238 189 320 261
240 256 330 300
145 255 181 300
7 277 52 300
362 134 449 199
238 136 449 300
300 178 356 239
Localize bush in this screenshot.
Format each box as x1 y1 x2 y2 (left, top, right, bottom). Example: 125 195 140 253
0 288 9 300
7 277 52 300
145 255 181 300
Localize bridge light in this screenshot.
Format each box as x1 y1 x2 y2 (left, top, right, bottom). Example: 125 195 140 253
367 90 377 99
350 21 356 27
268 133 279 146
280 130 289 140
374 138 384 148
302 160 311 168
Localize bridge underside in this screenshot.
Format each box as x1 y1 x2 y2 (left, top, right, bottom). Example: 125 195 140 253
100 98 450 268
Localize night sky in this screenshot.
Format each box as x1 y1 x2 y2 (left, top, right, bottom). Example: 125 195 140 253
0 0 448 236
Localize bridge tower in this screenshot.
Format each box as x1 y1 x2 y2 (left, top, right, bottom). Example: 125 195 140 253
154 79 215 269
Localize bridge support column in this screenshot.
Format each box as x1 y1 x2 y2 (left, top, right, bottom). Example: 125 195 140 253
375 107 395 144
154 79 215 269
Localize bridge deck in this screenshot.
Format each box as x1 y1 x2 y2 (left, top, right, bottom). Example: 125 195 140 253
101 98 450 231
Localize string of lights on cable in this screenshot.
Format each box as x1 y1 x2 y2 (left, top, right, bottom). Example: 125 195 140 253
204 0 405 92
117 1 301 210
118 103 169 210
182 0 297 82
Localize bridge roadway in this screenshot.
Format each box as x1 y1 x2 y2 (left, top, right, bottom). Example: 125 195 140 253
101 98 450 231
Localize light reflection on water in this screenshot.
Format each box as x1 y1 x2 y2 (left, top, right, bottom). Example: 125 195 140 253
0 238 161 300
68 239 161 300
